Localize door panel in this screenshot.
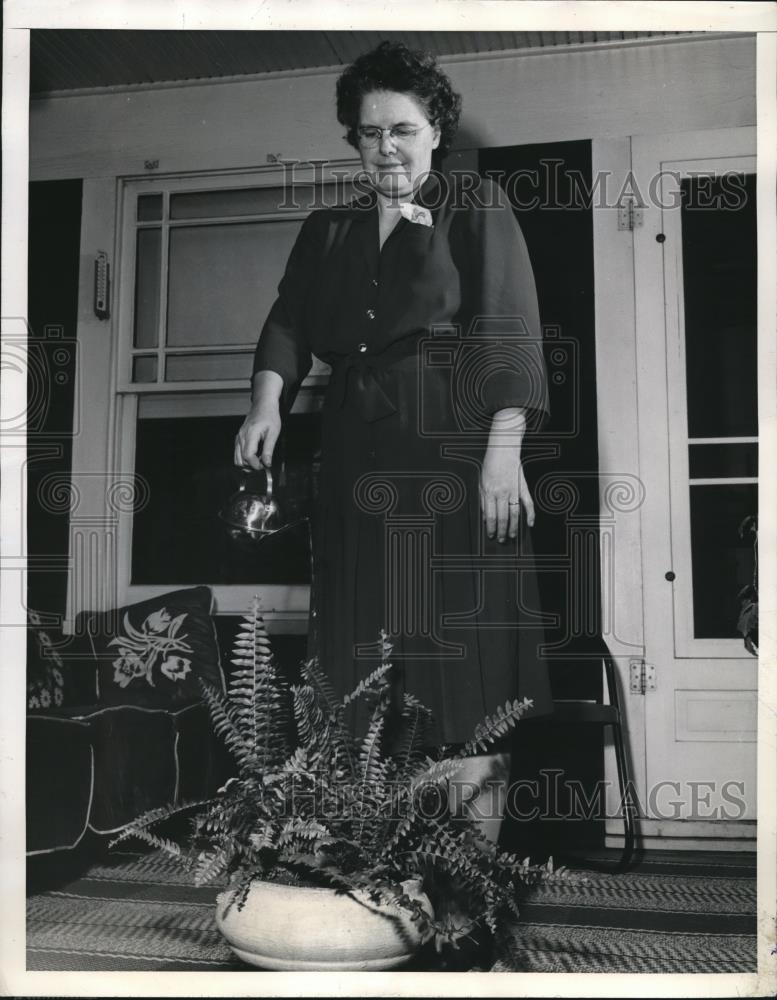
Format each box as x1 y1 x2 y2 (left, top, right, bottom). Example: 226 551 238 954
632 130 757 827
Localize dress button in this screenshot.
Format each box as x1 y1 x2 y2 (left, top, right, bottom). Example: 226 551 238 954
358 343 367 353
366 308 376 319
371 278 378 287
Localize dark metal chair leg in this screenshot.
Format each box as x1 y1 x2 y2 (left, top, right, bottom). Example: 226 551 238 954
601 642 637 870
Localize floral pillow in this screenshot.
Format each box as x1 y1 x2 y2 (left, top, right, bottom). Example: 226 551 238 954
79 586 225 708
27 610 68 711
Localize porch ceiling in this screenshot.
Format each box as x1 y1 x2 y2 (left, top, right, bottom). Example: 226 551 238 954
30 29 689 97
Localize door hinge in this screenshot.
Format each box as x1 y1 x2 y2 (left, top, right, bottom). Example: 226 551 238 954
617 198 644 231
629 657 656 694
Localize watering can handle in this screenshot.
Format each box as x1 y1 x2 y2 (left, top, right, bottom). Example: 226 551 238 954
239 467 273 499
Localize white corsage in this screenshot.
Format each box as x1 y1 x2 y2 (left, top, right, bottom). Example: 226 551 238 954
399 203 433 227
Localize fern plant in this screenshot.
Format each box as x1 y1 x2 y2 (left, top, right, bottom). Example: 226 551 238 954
113 597 559 949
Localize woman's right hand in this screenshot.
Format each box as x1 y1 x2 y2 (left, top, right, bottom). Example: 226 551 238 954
234 398 281 471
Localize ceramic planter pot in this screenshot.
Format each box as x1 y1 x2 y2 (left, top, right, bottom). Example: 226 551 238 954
215 877 434 970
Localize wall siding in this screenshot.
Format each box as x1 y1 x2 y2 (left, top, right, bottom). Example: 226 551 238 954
29 35 755 181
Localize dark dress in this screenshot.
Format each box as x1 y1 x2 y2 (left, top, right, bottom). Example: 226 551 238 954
252 172 553 744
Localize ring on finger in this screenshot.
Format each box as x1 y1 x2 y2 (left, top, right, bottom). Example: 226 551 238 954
508 500 520 506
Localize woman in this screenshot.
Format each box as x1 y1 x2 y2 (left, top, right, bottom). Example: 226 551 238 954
236 41 552 963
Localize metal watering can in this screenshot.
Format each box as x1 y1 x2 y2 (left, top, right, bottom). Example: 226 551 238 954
218 468 288 539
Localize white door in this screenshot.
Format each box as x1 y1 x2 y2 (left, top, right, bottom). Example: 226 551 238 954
632 128 758 842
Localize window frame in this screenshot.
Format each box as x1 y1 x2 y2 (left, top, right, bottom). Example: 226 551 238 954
109 161 359 628
116 164 358 394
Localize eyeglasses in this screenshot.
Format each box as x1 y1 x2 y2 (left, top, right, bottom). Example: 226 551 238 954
356 123 432 148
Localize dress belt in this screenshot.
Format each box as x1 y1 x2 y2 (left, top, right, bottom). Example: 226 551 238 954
324 335 424 423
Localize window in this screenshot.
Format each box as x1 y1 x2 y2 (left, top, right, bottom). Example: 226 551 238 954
118 171 351 392
106 165 356 626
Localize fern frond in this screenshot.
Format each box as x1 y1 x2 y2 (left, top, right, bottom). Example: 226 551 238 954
109 798 213 851
391 696 433 786
225 864 264 914
378 628 393 662
291 684 326 751
199 677 252 768
249 823 280 854
409 755 465 791
274 745 309 778
379 812 417 855
299 656 359 780
224 600 291 772
193 846 233 886
277 819 341 869
300 657 339 716
341 662 393 707
277 817 332 848
459 697 533 757
417 820 488 885
359 712 388 785
112 824 183 857
400 691 434 718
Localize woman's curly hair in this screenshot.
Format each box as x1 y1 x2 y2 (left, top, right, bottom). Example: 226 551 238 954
336 41 462 159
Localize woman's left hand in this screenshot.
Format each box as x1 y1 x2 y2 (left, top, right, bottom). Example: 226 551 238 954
479 445 535 543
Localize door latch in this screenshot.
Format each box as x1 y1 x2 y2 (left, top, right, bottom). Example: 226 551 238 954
629 658 656 694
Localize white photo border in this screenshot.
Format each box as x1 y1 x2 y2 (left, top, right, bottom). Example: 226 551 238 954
2 2 775 997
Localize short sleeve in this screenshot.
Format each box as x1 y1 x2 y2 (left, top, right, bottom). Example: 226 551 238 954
252 210 327 415
452 176 549 430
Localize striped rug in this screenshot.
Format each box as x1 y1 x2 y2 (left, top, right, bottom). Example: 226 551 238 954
26 848 756 973
496 850 756 973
